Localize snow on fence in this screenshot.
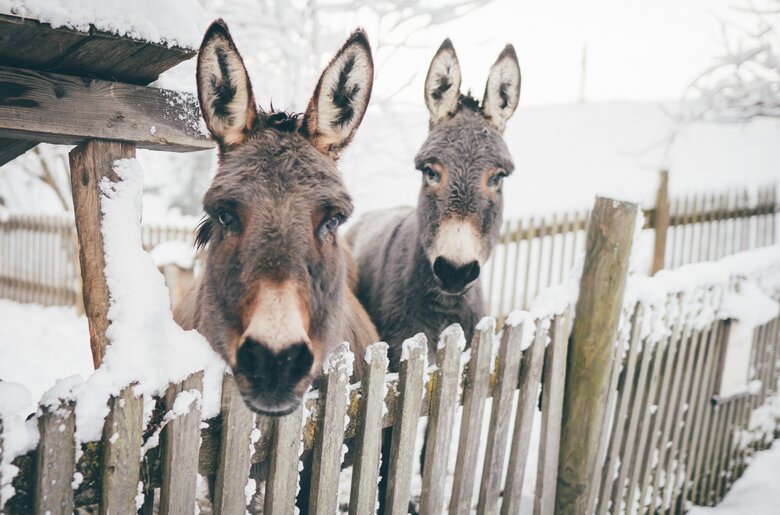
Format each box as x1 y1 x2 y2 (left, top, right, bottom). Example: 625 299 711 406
483 180 778 319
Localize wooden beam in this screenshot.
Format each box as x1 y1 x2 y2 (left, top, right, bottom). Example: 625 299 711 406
1 66 213 153
0 137 37 167
555 196 638 515
69 140 135 367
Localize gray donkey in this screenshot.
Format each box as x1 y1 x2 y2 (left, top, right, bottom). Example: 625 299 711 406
347 39 521 366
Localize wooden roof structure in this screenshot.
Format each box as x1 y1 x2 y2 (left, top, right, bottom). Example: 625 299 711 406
1 12 213 368
0 12 212 166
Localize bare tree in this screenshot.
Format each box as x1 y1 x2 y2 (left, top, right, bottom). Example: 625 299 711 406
685 0 780 122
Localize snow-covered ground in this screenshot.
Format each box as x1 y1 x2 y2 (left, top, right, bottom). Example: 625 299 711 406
689 443 780 515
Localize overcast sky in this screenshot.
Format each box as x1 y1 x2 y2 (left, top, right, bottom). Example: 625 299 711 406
368 0 741 107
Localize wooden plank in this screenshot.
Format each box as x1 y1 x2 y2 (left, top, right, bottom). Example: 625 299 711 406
635 303 685 511
690 324 726 505
159 373 203 515
478 317 527 515
0 137 37 167
0 14 194 85
419 324 465 515
450 318 495 514
34 401 75 515
0 66 212 152
536 311 571 515
308 343 353 515
349 342 389 515
264 405 304 514
593 303 645 515
384 335 427 515
213 375 254 515
501 318 547 515
648 314 695 510
555 196 638 514
652 170 669 273
668 326 711 511
69 140 135 367
100 385 143 515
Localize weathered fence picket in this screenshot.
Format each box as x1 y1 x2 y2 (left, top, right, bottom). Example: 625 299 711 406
34 401 75 515
477 317 526 515
419 325 464 514
384 335 426 515
264 406 303 514
450 318 495 514
348 342 389 515
500 318 547 515
212 374 254 515
159 373 203 515
100 385 143 515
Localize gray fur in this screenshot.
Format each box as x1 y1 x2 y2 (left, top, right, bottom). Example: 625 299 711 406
348 41 520 368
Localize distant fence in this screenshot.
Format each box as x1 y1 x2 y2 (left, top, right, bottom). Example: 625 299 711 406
0 212 194 307
2 202 779 514
483 179 778 318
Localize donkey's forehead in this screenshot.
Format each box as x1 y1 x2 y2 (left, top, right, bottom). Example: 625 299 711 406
208 129 349 202
416 109 513 170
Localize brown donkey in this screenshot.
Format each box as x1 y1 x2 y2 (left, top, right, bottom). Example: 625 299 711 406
175 20 378 416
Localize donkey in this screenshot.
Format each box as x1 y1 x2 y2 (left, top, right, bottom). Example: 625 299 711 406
175 20 379 416
347 39 521 366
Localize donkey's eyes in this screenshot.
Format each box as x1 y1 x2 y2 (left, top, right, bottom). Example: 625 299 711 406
422 166 440 186
217 209 239 232
318 214 345 240
488 171 507 189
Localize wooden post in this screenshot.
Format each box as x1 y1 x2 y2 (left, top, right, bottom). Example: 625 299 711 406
652 170 670 274
69 140 135 367
555 195 638 515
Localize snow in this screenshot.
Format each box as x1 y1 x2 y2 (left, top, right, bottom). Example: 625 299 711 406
475 316 496 332
0 0 206 49
150 240 196 270
399 333 427 362
689 443 780 515
0 300 92 405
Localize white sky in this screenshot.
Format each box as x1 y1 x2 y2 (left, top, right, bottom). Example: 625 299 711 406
370 0 739 106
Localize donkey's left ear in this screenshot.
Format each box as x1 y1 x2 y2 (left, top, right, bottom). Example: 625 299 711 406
304 29 374 158
482 45 521 132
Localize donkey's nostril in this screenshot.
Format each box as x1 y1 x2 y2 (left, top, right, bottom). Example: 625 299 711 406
432 256 481 293
236 339 314 389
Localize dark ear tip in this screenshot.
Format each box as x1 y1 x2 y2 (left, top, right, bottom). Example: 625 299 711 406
346 27 370 47
439 38 454 50
201 19 231 46
498 44 519 62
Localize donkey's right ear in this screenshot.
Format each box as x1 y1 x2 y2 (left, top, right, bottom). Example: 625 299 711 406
196 20 258 148
424 39 462 127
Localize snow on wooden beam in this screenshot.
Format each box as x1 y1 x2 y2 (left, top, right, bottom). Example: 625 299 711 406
0 66 213 154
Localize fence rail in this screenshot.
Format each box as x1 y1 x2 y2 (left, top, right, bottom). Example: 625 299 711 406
0 212 195 307
484 180 778 318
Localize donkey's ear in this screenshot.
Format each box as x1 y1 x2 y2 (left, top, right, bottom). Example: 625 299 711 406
196 20 258 148
424 39 462 127
304 29 374 158
481 45 521 132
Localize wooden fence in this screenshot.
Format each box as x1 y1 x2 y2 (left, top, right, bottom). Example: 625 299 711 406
483 179 778 318
2 196 778 515
0 212 195 307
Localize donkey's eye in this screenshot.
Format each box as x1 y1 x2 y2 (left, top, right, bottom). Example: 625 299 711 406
488 172 506 189
318 214 344 240
217 209 238 231
422 166 440 185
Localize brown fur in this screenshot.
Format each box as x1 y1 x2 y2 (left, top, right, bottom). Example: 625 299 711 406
184 19 377 415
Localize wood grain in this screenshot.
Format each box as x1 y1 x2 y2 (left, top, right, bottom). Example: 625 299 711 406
100 385 143 515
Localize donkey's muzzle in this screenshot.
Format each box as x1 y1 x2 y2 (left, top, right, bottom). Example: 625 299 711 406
433 256 480 294
234 339 314 415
